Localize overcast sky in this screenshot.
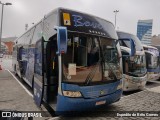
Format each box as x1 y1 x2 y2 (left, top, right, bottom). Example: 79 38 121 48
1 0 160 38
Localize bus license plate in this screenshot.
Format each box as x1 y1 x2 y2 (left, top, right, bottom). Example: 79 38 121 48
96 100 106 105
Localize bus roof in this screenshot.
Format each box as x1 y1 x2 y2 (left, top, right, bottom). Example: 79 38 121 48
117 31 138 40
15 7 118 45
58 8 118 39
117 31 143 51
143 45 159 56
143 44 158 50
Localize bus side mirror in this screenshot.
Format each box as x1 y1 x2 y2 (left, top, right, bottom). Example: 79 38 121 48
55 26 68 55
130 39 135 56
118 38 135 56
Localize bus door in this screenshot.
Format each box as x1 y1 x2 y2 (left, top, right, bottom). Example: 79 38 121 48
33 26 67 108
45 39 58 103
41 27 67 109
33 37 58 107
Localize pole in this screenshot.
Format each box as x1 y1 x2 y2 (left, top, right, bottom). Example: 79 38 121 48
0 2 12 53
114 10 119 29
115 11 117 29
0 4 4 52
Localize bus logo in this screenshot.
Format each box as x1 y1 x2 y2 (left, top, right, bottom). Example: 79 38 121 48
63 13 71 26
72 15 103 29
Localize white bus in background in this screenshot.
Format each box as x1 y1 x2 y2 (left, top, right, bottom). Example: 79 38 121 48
117 31 147 91
143 45 160 81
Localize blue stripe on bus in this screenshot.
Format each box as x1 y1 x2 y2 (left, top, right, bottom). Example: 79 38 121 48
147 67 160 72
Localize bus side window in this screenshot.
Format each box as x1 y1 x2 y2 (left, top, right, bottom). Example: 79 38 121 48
17 47 23 61
35 41 42 76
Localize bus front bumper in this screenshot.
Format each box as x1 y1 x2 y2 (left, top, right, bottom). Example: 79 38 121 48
55 89 122 114
147 73 160 81
123 78 146 91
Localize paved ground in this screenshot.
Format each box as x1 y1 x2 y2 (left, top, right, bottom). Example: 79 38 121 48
0 70 38 111
0 70 50 119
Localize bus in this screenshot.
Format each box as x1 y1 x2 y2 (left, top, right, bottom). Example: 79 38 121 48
143 45 160 81
117 31 147 91
12 8 124 114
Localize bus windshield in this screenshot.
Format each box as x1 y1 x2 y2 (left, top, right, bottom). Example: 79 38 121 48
146 53 159 69
125 55 146 77
62 33 122 85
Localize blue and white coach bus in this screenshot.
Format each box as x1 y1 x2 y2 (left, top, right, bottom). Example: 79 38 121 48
12 8 123 114
143 45 160 81
117 31 147 91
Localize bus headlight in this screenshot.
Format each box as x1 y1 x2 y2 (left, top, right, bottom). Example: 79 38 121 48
117 83 122 90
63 91 82 97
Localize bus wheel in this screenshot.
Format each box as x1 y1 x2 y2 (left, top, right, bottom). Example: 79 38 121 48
31 76 34 90
14 65 17 76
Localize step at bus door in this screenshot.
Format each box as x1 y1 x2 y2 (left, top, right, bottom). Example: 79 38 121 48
33 38 44 106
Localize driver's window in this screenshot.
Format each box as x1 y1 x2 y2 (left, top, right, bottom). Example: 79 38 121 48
101 38 118 63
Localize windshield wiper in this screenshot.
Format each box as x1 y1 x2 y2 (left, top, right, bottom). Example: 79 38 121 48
105 60 118 80
103 52 118 80
85 59 101 85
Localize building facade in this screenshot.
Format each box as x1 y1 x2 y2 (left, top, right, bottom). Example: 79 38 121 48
151 35 160 46
137 19 153 45
1 37 17 54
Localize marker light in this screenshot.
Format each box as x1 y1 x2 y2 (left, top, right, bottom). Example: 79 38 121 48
63 91 82 97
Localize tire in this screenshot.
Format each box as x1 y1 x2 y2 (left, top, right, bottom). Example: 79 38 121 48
14 65 18 76
31 76 34 90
